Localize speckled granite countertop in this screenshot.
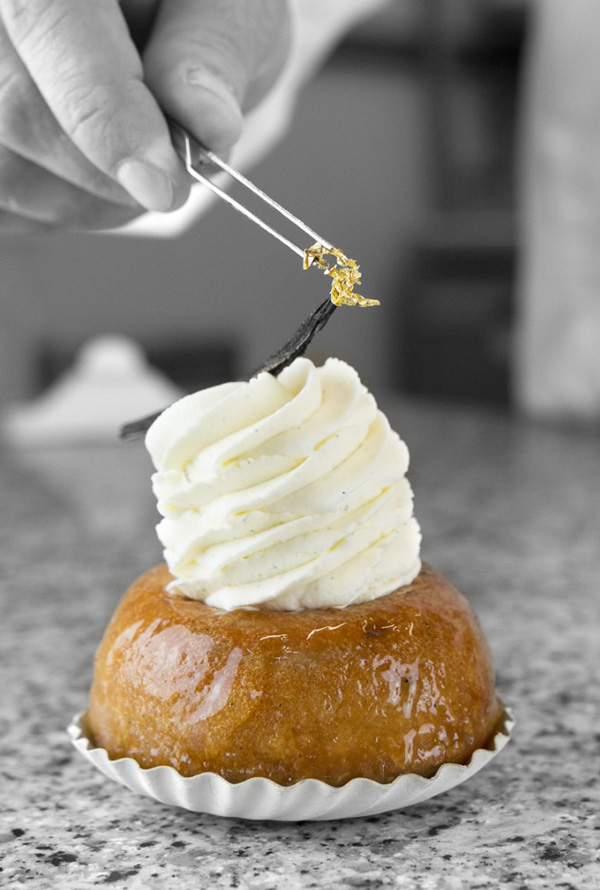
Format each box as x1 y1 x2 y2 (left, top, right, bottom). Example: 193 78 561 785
1 400 598 889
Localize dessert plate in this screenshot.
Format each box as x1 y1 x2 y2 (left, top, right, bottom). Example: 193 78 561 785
68 703 514 821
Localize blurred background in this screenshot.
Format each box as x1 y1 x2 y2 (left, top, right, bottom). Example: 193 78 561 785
0 0 529 415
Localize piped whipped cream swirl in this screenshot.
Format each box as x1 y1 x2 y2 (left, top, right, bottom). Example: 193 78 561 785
146 357 421 611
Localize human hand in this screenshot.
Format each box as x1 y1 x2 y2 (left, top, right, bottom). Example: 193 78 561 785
0 0 291 233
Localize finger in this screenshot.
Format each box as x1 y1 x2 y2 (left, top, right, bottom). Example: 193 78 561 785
143 0 291 153
0 143 144 229
0 20 138 207
0 0 189 211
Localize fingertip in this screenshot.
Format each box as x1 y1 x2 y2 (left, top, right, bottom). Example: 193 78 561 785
148 65 244 156
117 160 175 212
170 165 192 210
184 68 244 152
115 135 190 212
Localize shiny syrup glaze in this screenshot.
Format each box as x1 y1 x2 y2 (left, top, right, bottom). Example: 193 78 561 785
88 564 501 785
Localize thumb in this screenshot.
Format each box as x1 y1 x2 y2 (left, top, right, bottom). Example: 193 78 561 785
143 0 291 154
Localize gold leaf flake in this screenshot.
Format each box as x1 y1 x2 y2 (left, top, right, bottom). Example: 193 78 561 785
304 243 379 308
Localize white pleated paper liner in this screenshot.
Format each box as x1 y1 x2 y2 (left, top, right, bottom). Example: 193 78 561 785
68 704 513 821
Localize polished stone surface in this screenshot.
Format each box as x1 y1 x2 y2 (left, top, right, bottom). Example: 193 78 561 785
1 399 598 889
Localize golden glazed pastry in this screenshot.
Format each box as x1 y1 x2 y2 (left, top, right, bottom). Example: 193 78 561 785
88 563 502 786
88 358 501 787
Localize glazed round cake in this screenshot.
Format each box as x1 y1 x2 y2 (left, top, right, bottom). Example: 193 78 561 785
88 563 501 786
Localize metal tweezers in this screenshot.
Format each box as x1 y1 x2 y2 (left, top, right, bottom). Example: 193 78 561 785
120 124 337 441
170 120 333 258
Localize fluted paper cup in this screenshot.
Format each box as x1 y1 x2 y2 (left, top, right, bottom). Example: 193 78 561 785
68 703 513 821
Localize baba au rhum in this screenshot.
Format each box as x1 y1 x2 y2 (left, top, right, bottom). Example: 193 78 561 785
88 357 501 786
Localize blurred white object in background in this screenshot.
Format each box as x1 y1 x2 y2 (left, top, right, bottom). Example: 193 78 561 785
515 0 600 420
2 336 181 446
